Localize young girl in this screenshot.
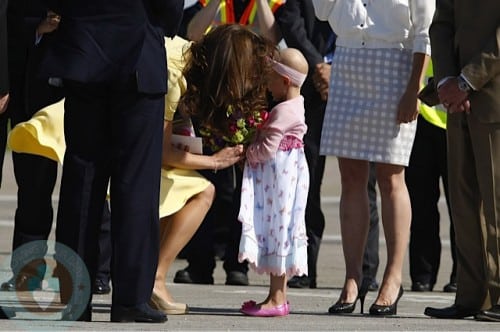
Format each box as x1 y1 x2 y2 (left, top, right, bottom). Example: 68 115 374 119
238 48 310 317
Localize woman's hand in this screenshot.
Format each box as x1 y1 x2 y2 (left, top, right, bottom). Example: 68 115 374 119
396 90 419 124
212 144 245 171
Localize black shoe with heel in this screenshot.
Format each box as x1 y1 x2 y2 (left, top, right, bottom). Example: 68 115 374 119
369 286 403 316
328 283 369 314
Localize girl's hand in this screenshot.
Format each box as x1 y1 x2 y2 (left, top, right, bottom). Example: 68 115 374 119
396 90 419 124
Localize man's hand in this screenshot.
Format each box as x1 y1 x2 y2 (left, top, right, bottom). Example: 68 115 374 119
0 93 9 114
438 77 471 114
36 10 61 36
313 63 331 101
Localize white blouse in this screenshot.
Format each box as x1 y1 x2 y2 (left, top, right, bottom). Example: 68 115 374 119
312 0 434 55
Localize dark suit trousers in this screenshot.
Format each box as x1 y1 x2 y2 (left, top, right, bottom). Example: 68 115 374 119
447 113 500 310
184 166 248 275
302 83 326 281
363 162 380 282
406 116 456 286
0 74 59 276
56 78 164 306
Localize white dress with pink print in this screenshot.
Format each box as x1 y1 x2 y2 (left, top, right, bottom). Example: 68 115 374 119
238 96 309 277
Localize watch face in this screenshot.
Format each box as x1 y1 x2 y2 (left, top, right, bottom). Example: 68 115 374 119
458 79 470 92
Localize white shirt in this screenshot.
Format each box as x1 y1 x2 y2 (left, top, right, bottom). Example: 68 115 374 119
312 0 434 55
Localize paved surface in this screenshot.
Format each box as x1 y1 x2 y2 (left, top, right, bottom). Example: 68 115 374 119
0 152 495 331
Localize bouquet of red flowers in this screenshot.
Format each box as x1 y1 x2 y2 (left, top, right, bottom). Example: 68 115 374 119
199 105 269 153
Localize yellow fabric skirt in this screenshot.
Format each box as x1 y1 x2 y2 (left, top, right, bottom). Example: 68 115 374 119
159 168 211 218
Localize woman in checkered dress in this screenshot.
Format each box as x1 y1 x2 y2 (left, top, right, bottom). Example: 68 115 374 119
312 0 434 316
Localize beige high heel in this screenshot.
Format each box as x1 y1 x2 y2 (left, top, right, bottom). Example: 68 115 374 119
150 291 189 315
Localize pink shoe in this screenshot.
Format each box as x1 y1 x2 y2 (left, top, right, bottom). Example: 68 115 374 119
241 300 257 309
240 302 290 317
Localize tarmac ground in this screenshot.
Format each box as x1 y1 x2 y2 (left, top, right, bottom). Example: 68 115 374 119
0 153 497 331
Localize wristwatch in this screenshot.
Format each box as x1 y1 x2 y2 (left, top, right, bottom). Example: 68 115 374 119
457 76 471 92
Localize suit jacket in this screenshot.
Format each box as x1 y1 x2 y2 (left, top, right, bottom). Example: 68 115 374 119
0 0 8 94
430 0 500 123
275 0 333 99
40 0 184 94
275 0 332 79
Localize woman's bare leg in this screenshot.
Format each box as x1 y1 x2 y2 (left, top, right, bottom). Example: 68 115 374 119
374 163 411 305
336 158 370 303
153 184 215 303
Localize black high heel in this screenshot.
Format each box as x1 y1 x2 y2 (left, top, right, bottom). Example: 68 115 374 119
369 286 404 316
328 283 369 314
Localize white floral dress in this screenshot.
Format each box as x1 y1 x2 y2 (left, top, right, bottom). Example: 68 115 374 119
238 97 309 277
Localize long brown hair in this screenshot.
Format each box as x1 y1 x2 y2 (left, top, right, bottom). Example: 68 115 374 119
178 24 277 139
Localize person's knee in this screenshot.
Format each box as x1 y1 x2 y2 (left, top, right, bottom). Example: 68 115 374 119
200 183 216 207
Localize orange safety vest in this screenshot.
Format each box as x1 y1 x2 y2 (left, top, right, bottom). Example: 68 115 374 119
199 0 283 29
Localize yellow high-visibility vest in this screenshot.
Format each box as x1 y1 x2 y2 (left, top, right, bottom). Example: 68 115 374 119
199 0 283 32
419 61 447 129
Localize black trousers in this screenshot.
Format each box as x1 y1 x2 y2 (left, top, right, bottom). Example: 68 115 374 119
183 165 248 275
406 115 457 286
56 78 164 305
302 83 326 282
0 73 60 277
363 162 380 282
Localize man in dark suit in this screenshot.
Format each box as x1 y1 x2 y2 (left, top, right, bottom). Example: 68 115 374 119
41 0 183 323
275 0 380 290
0 0 63 294
0 0 8 119
0 0 9 319
424 0 500 321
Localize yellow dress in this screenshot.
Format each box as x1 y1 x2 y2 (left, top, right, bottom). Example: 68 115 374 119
8 36 211 219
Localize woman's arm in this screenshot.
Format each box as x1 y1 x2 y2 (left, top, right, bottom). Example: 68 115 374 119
256 0 281 44
186 0 221 41
162 120 244 171
396 52 429 124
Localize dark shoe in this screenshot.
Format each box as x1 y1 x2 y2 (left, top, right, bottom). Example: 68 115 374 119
288 276 316 289
93 279 111 295
226 271 249 286
369 286 403 316
111 303 167 323
424 304 478 319
476 305 500 322
411 281 433 292
328 283 368 314
61 304 92 322
0 307 16 319
173 268 214 284
1 274 42 292
443 282 457 293
361 277 379 292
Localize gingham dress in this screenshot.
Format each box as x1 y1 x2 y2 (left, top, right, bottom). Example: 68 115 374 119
320 47 417 166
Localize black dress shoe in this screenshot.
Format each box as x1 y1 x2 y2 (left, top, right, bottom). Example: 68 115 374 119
173 268 214 284
111 303 167 323
61 304 92 321
288 276 316 289
424 304 478 319
443 282 457 293
1 274 42 292
0 307 16 319
476 305 500 322
361 277 379 292
93 279 111 295
411 281 433 292
226 271 249 286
